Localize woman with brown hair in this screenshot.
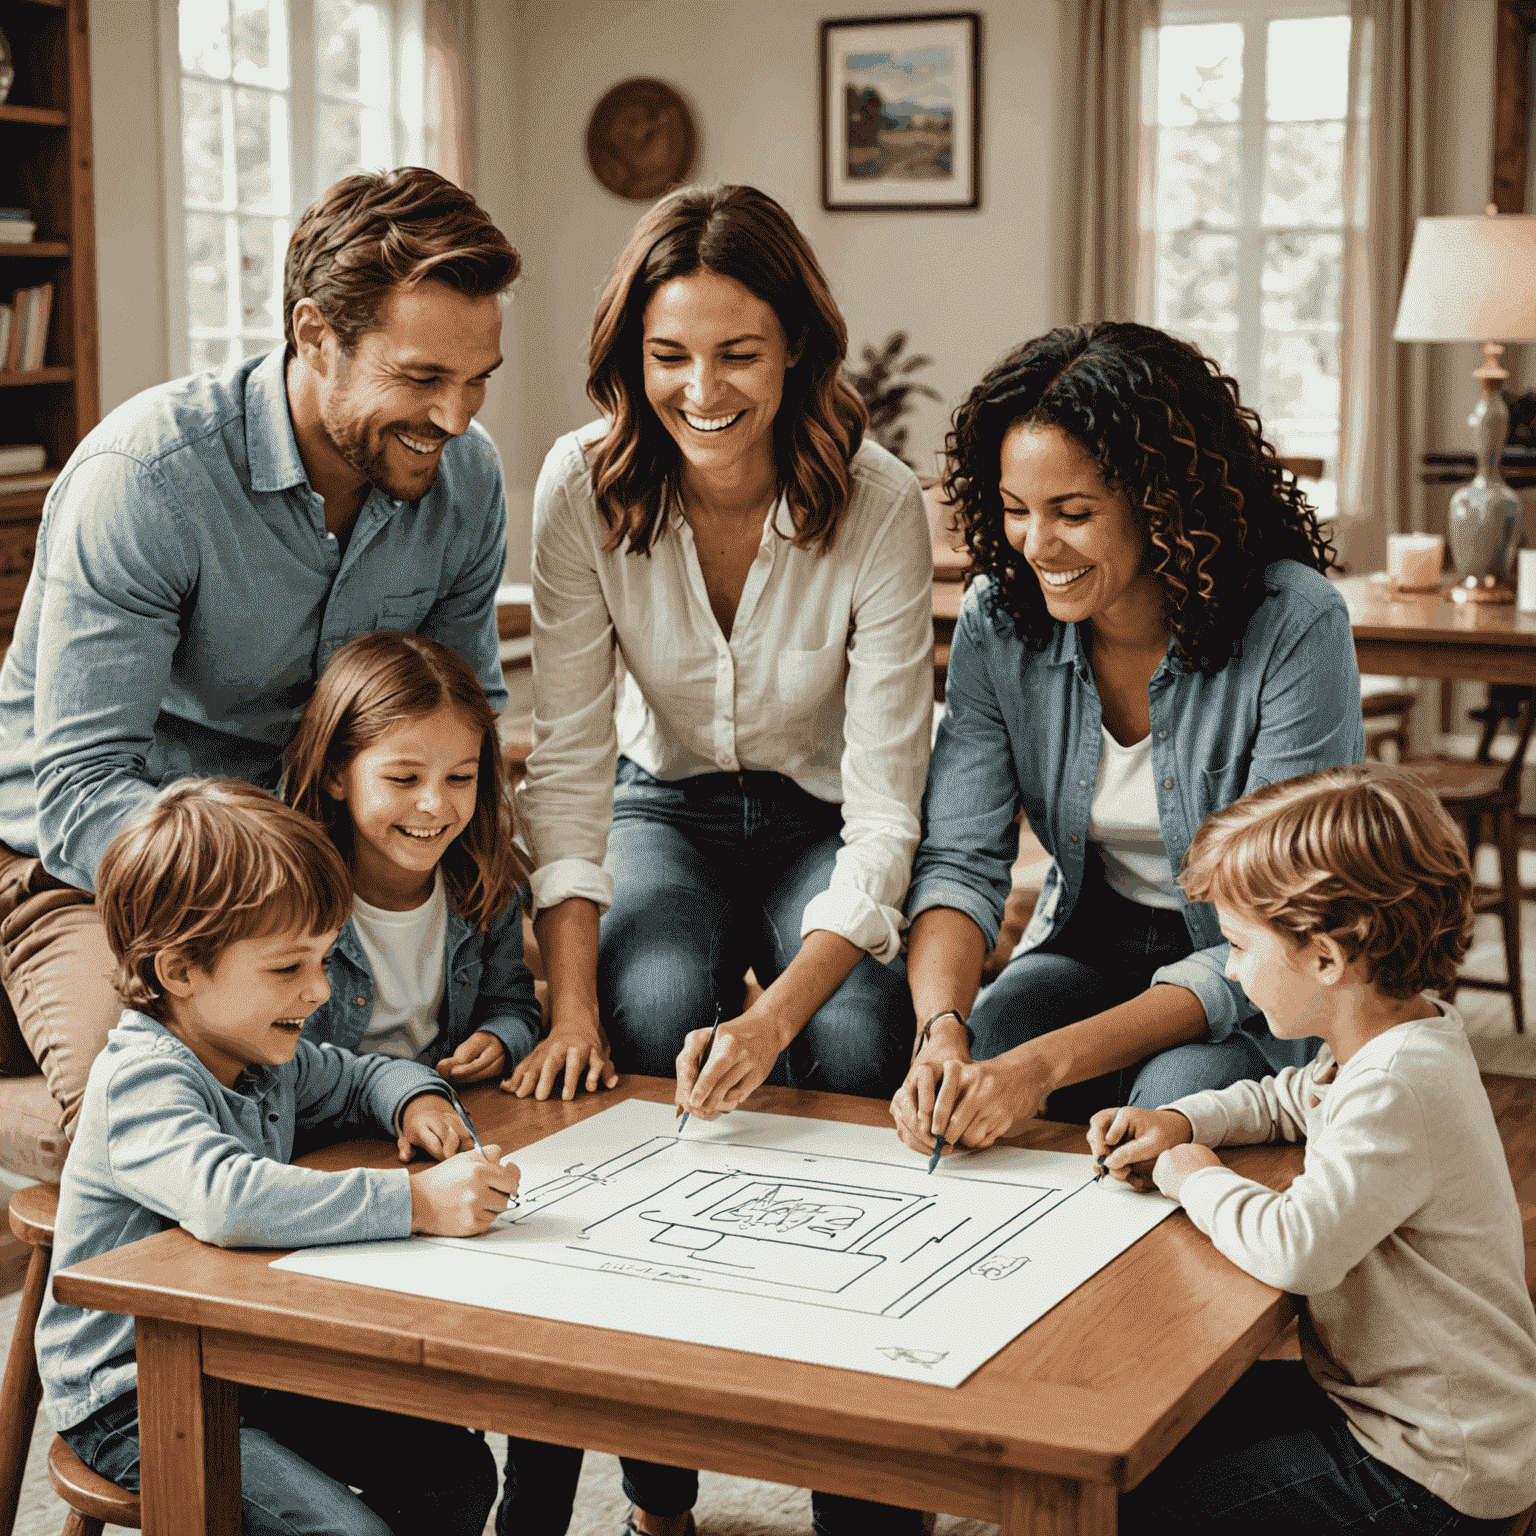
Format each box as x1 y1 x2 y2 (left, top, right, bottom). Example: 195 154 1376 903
502 183 932 1536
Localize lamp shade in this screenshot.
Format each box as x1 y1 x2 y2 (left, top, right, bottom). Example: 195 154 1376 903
1393 214 1536 342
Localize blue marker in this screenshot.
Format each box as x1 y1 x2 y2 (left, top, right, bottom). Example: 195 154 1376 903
928 1133 946 1175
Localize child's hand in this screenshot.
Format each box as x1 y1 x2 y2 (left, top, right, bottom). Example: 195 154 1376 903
437 1031 507 1085
1152 1143 1222 1202
398 1092 470 1162
1087 1107 1194 1191
409 1145 521 1236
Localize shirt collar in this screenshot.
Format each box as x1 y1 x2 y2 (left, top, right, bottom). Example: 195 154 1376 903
245 347 312 495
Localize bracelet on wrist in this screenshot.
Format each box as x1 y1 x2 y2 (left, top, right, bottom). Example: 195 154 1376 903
913 1008 973 1061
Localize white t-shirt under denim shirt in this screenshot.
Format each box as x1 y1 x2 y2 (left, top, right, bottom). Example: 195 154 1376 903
1087 728 1182 909
350 870 448 1061
1165 1002 1536 1520
516 423 935 964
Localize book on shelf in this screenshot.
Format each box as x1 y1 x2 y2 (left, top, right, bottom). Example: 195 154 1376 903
1 293 19 372
0 445 47 476
0 470 57 495
0 307 9 368
0 223 37 244
3 284 54 372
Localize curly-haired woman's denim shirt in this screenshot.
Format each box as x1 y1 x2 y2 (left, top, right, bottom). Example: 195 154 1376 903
907 559 1365 1071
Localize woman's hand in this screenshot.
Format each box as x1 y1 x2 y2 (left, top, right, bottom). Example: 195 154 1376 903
501 1025 618 1101
894 1045 1053 1156
1087 1106 1193 1191
675 1012 786 1121
436 1030 507 1086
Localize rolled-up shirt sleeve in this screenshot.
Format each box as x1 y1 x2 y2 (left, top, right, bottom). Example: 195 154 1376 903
1152 599 1365 1037
515 441 619 917
799 478 933 962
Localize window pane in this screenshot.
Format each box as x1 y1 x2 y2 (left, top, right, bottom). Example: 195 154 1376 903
180 0 231 79
1260 330 1341 434
1154 229 1239 336
1157 23 1243 127
1267 17 1351 122
1262 122 1345 227
317 0 362 96
1263 231 1343 331
232 0 289 89
182 79 229 208
1175 327 1239 380
315 101 363 192
190 336 237 374
233 89 281 212
1155 125 1241 230
186 212 232 331
239 216 285 335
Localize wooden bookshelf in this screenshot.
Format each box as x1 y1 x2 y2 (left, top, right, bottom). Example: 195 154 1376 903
0 0 97 641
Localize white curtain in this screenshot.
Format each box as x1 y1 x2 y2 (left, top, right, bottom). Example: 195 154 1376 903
1066 0 1161 324
1335 0 1431 572
396 0 472 187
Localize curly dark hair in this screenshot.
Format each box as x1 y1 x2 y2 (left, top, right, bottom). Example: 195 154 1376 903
943 322 1336 676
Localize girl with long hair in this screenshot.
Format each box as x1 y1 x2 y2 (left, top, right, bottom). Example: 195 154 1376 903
284 630 541 1086
891 322 1366 1160
507 182 932 1536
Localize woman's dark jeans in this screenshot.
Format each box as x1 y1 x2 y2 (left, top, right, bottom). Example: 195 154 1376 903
970 866 1272 1122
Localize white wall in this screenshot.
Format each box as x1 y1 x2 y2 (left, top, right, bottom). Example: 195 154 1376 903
90 0 172 414
488 0 1069 576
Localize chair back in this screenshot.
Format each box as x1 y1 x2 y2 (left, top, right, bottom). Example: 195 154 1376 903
1469 686 1536 796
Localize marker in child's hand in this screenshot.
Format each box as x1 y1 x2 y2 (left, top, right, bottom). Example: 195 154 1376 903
927 1132 947 1175
442 1083 492 1162
677 1003 723 1135
1096 1107 1129 1181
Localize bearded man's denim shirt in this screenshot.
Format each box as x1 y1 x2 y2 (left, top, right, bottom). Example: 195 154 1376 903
302 895 541 1069
0 347 508 890
907 560 1366 1071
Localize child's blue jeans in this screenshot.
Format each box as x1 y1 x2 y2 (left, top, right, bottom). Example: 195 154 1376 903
60 1385 496 1536
597 758 915 1098
1121 1360 1507 1533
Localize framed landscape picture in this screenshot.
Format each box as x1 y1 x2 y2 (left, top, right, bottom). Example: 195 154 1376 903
821 11 980 211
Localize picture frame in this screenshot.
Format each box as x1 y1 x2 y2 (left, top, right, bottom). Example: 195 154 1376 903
820 11 980 212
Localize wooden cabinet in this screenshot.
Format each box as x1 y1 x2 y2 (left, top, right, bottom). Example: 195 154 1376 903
0 0 97 641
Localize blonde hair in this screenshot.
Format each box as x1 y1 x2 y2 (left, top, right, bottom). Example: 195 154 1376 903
282 631 526 931
97 778 352 1021
1181 765 1473 999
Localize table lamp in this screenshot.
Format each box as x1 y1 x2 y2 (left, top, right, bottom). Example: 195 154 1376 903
1393 207 1536 595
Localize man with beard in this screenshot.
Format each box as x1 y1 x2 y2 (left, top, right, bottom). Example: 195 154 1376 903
0 167 520 1131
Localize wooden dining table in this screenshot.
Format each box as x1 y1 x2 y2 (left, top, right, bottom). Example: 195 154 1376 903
52 1077 1302 1536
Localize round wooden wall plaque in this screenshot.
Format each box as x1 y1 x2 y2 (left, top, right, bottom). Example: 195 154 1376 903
586 78 697 202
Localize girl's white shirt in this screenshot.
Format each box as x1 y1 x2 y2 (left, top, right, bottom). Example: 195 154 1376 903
515 424 935 963
350 868 448 1060
1088 726 1182 910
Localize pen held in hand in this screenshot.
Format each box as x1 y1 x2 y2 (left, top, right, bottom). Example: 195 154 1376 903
927 1132 947 1175
443 1084 491 1162
677 1004 723 1135
1095 1107 1129 1182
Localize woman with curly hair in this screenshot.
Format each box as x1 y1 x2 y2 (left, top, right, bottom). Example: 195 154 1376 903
891 321 1365 1159
504 182 932 1536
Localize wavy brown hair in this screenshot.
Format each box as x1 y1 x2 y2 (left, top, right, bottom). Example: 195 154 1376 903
283 632 527 931
1181 765 1472 1000
585 183 867 555
283 166 520 354
944 322 1335 676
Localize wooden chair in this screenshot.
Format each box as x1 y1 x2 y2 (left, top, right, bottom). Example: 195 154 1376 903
1406 686 1536 1034
0 1182 140 1535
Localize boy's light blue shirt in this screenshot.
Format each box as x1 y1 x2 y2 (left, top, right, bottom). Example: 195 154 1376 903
306 895 542 1068
37 1011 449 1432
908 560 1365 1069
0 348 509 891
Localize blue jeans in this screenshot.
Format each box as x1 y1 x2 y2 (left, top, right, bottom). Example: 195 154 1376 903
1123 1361 1506 1533
598 758 914 1098
496 1438 923 1536
971 868 1277 1122
61 1386 496 1536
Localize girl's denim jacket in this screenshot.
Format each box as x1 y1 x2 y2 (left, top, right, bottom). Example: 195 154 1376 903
907 560 1365 1073
302 892 542 1071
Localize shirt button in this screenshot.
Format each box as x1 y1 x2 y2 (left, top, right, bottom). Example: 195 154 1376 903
356 997 365 1006
1078 780 1087 788
267 1113 278 1123
1163 779 1173 789
717 754 731 769
1069 834 1079 843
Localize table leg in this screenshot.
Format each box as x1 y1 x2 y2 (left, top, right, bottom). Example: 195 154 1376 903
999 1470 1116 1535
136 1317 240 1536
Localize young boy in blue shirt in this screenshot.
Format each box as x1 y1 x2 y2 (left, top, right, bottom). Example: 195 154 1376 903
36 778 521 1536
1091 765 1536 1533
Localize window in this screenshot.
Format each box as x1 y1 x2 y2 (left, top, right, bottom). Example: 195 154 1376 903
1146 3 1351 514
164 0 427 375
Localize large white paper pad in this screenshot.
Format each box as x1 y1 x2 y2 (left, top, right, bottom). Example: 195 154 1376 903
272 1100 1178 1387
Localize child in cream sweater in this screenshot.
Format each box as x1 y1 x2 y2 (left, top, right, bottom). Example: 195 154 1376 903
1092 765 1536 1533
